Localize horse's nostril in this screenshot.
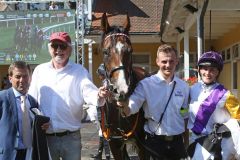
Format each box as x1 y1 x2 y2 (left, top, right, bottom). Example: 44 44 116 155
115 92 126 101
118 93 126 101
113 88 118 93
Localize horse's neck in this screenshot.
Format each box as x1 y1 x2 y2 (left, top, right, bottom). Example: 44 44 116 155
132 66 150 81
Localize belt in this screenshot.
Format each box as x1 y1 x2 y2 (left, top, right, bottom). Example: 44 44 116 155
146 132 182 141
46 130 79 137
16 149 27 152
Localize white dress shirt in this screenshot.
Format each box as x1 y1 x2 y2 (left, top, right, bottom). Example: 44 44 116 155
12 88 33 149
29 61 102 133
128 71 189 136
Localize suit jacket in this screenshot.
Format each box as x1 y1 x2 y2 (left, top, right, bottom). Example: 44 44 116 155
0 88 38 160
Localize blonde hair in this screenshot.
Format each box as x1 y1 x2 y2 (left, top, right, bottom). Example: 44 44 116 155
157 44 178 58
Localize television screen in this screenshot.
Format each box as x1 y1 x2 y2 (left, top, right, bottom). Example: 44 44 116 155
0 7 76 65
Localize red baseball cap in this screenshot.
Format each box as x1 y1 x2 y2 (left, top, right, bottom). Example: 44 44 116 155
50 32 71 44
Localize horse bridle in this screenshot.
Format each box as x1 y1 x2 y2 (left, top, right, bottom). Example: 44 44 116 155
103 33 133 101
101 32 140 140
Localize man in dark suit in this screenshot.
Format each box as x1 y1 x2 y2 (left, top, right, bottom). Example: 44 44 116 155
0 61 49 160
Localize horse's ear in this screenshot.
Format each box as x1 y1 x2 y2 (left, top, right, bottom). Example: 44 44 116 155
123 14 131 33
101 13 110 33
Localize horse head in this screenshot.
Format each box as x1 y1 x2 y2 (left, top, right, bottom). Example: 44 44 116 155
100 13 133 101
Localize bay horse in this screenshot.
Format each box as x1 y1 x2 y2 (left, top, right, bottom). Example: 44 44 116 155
99 13 148 160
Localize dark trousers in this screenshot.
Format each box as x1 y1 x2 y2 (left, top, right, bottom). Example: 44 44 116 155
145 133 188 160
16 149 26 160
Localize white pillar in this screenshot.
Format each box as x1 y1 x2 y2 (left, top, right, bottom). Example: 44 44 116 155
197 14 202 81
184 31 190 79
197 14 202 63
88 41 93 79
87 0 92 20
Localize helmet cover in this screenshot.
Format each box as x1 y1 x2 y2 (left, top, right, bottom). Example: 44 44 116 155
198 51 223 71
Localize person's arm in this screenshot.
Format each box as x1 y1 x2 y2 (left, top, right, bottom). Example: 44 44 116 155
117 82 146 116
86 104 98 122
224 91 240 119
28 67 39 99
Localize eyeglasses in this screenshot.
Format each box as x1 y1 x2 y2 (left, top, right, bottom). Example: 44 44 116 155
51 43 68 50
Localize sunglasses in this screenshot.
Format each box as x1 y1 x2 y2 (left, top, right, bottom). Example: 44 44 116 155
51 43 68 50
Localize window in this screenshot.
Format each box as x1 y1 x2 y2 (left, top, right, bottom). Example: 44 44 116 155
232 44 239 59
233 61 238 89
132 54 152 72
226 48 231 60
221 50 225 61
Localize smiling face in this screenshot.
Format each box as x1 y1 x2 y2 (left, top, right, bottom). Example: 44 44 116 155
48 40 72 69
199 66 219 84
156 50 178 81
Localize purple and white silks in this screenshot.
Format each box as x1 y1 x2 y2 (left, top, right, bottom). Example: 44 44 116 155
191 84 227 134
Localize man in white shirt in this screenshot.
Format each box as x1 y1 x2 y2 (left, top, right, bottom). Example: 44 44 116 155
117 44 190 159
28 32 108 160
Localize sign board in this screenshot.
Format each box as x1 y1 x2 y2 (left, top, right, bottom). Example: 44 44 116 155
0 9 76 65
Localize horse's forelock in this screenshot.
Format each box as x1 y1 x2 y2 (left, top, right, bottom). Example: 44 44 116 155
105 26 129 36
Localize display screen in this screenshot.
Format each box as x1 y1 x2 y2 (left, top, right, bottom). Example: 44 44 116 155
0 9 76 65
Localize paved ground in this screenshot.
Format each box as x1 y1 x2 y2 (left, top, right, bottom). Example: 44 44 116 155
81 121 101 160
81 121 139 160
81 121 112 160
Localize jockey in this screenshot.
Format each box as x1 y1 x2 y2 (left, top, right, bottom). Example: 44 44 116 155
187 51 240 160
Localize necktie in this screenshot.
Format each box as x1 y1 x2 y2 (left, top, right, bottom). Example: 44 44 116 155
20 95 32 148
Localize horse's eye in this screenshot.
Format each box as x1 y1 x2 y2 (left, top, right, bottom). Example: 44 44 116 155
102 48 109 56
123 47 132 54
127 47 133 53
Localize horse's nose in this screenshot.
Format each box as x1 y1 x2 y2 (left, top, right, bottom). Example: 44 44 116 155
117 92 126 101
118 84 128 95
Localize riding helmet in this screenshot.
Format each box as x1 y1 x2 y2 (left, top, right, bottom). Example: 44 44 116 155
198 51 223 71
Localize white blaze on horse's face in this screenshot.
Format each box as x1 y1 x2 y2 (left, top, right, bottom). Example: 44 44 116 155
116 41 128 94
116 41 124 53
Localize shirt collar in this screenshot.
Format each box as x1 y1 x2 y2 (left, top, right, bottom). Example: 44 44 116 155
12 87 27 98
156 71 176 84
49 60 73 71
200 80 218 90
